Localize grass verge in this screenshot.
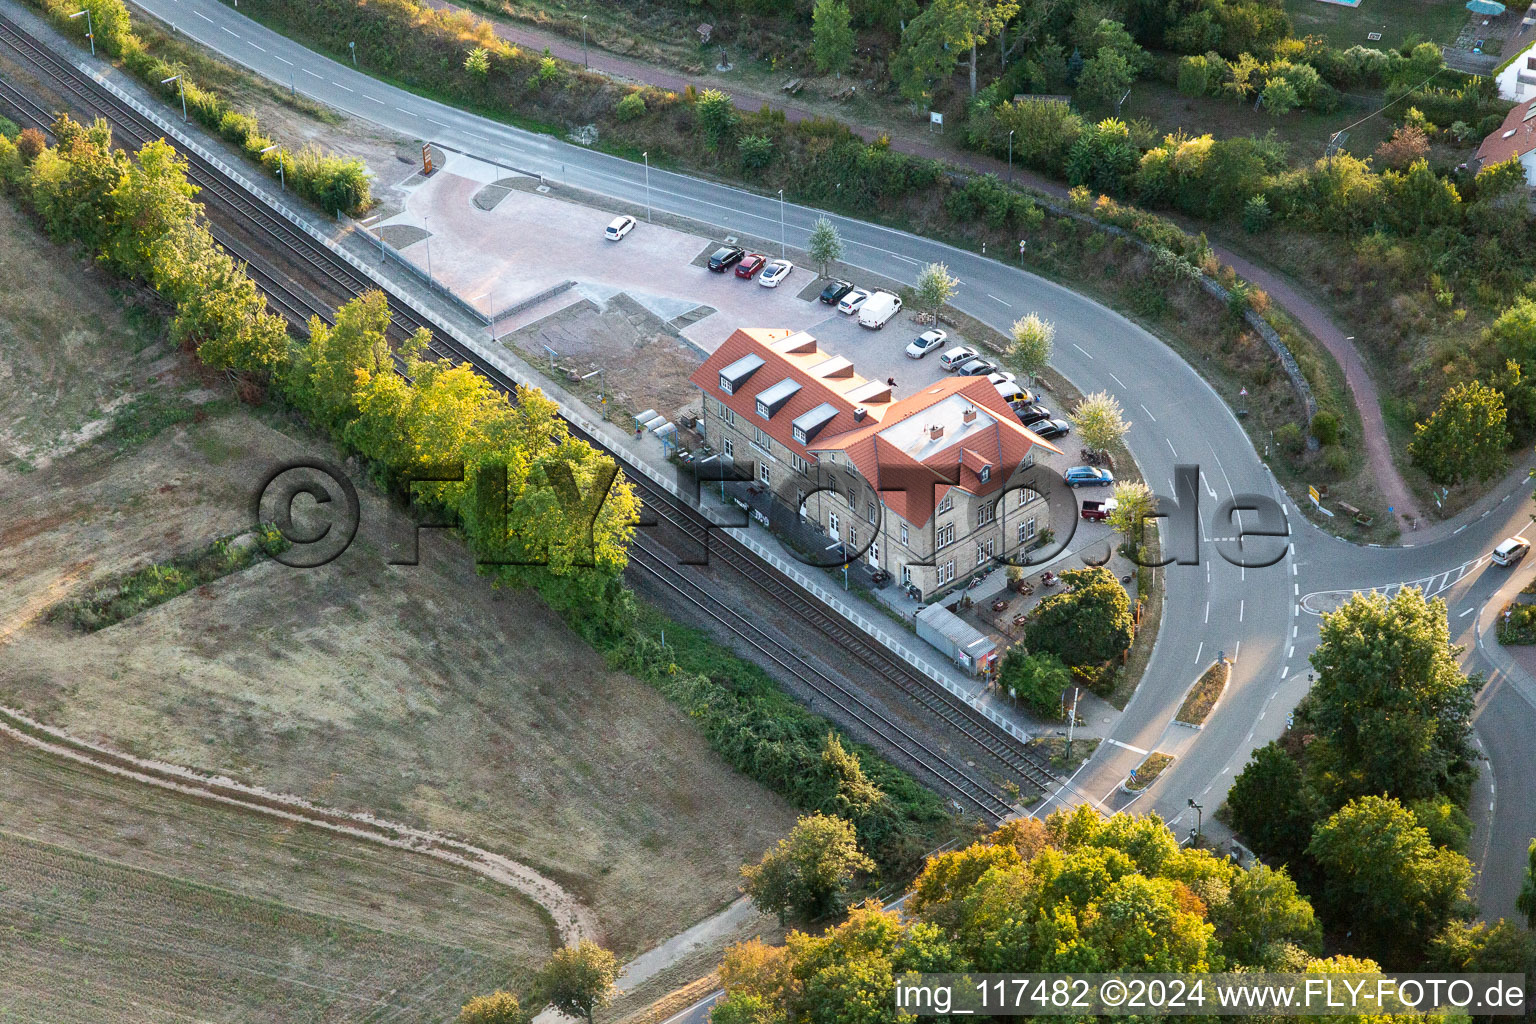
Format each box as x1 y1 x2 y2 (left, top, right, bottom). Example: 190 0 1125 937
1497 602 1536 645
1026 735 1102 775
1175 658 1232 725
1125 750 1174 792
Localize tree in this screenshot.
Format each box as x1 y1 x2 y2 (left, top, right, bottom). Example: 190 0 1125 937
1518 839 1536 928
738 134 773 171
807 216 844 277
892 0 1020 100
996 648 1070 718
1077 48 1134 108
913 262 958 324
1429 919 1535 974
1409 381 1510 488
1211 863 1321 968
536 941 620 1024
1024 566 1133 671
1105 481 1154 544
1375 123 1429 170
1307 795 1472 964
463 47 491 79
1308 588 1479 803
1259 75 1299 115
1227 743 1318 865
696 88 739 150
812 0 856 76
1005 313 1053 378
1487 296 1536 375
283 289 394 430
741 813 875 924
1069 390 1131 455
458 990 524 1024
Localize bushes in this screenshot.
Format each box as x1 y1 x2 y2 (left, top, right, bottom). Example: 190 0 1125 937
738 133 774 170
614 91 646 121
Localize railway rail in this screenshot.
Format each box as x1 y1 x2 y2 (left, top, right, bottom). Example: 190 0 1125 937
0 16 1062 819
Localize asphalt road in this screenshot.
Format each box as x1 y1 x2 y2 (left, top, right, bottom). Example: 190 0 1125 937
85 0 1536 921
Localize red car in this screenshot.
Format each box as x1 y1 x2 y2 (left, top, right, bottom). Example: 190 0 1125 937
734 253 767 279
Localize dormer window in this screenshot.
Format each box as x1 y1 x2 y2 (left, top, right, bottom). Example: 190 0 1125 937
980 465 991 483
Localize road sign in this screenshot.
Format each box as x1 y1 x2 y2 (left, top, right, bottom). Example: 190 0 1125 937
929 110 944 125
1308 485 1320 504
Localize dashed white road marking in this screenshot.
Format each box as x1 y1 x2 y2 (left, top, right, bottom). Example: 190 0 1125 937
303 68 322 78
248 41 265 52
1166 438 1177 457
193 9 212 20
274 54 293 65
220 24 238 36
332 81 354 92
987 293 1012 307
1109 372 1127 388
1072 343 1094 359
1140 403 1157 422
1194 640 1204 664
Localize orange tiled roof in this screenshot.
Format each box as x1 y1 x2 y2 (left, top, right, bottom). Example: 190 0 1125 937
1476 97 1536 169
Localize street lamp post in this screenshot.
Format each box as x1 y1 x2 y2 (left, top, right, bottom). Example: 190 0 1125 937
258 143 285 190
161 74 186 121
642 151 651 222
581 15 588 68
1188 798 1204 845
777 188 785 259
69 8 94 56
1008 129 1014 183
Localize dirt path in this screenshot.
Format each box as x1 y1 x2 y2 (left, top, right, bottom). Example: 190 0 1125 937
0 703 600 947
427 0 1420 528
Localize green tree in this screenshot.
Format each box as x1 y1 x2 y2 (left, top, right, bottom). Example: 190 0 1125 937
1212 863 1321 968
1487 296 1536 374
997 649 1070 718
812 0 856 76
536 941 620 1024
71 0 133 55
1518 839 1536 928
913 262 958 324
1260 75 1299 115
463 46 491 78
738 134 774 171
1024 566 1133 670
807 216 845 277
1409 381 1510 488
741 813 875 924
1005 312 1053 378
166 230 290 376
892 0 1020 100
1105 481 1154 543
1069 390 1131 455
458 990 524 1024
29 115 127 251
615 91 646 121
1307 795 1472 964
696 88 740 150
1429 919 1535 974
284 289 394 430
1077 48 1134 108
1227 742 1318 865
1308 588 1479 802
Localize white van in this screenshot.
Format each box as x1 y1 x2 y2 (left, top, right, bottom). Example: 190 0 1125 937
857 291 902 329
1493 537 1530 566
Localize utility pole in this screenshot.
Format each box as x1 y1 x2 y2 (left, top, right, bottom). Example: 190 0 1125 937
1065 687 1080 763
777 188 785 259
68 9 93 56
161 74 186 121
581 15 588 68
258 144 285 190
642 151 651 222
1007 129 1014 183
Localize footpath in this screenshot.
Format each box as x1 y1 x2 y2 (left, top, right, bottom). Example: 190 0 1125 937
422 0 1423 531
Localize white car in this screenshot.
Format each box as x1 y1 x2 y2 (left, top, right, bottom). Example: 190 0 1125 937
837 287 871 314
1493 537 1530 566
604 215 636 240
857 291 903 329
987 370 1016 385
759 259 793 287
905 329 948 359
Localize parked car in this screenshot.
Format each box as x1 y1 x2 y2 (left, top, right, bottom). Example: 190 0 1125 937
938 345 978 371
759 259 793 287
604 215 636 241
995 382 1033 405
905 329 948 359
837 287 871 314
858 291 903 329
1014 404 1052 426
1493 537 1531 566
986 370 1016 385
819 279 854 304
1064 466 1114 488
1030 418 1070 439
735 253 767 278
1081 497 1119 521
957 356 1000 376
708 246 746 272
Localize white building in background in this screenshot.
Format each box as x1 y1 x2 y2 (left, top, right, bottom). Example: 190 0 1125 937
1495 38 1536 101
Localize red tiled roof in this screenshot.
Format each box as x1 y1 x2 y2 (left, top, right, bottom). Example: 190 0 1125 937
1476 97 1536 169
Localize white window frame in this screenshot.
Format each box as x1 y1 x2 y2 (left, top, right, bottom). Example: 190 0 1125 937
937 524 955 548
1019 517 1037 544
938 494 953 514
829 510 840 537
722 437 734 458
977 503 995 526
900 523 909 545
759 462 771 485
791 452 809 474
941 560 955 584
868 540 879 565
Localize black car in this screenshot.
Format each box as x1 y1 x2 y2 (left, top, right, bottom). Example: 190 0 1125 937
1014 404 1052 426
819 279 854 304
1030 418 1071 440
708 246 746 272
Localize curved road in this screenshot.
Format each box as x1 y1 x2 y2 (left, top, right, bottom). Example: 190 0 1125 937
62 0 1536 931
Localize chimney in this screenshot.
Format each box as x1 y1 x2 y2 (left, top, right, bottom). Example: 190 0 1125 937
853 407 867 421
929 424 945 441
962 407 977 425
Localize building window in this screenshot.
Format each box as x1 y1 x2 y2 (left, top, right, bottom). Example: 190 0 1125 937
791 452 808 474
868 540 879 565
1017 488 1038 508
976 539 995 565
900 523 909 545
902 565 912 584
849 527 858 549
938 494 953 514
847 484 857 507
722 437 734 458
829 511 840 537
980 465 991 483
753 426 771 454
937 524 955 548
1019 517 1037 544
941 560 955 584
976 503 995 526
716 400 735 426
759 462 771 485
866 500 877 525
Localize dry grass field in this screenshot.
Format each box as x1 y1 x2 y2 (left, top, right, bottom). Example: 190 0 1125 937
0 195 796 1018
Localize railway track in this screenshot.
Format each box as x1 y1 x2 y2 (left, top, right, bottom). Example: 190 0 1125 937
0 17 1062 818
